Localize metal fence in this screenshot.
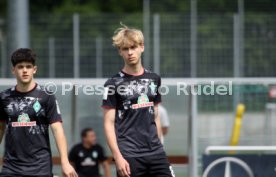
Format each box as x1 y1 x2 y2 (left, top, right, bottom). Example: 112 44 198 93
1 13 276 78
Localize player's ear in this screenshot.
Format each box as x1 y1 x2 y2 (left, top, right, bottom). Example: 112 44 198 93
11 67 15 75
33 66 37 74
118 48 122 56
140 43 144 52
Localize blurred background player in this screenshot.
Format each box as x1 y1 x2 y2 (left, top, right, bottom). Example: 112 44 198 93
0 48 77 177
159 104 170 144
102 24 175 177
69 128 111 177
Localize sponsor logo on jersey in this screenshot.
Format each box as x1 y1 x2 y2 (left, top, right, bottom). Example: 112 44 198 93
18 113 30 122
81 157 96 166
12 113 36 127
138 94 149 104
132 94 154 109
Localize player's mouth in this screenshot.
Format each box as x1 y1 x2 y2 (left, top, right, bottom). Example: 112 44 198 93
128 57 136 61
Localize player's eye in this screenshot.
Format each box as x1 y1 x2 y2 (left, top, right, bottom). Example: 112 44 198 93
131 46 137 50
17 65 24 69
26 65 33 69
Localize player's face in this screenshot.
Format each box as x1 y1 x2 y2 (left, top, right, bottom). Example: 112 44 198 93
12 62 37 85
119 43 144 66
84 131 96 146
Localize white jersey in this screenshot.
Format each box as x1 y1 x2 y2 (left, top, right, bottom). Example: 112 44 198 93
158 105 170 144
159 104 170 127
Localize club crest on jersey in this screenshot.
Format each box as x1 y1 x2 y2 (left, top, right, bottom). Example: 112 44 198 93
33 100 41 113
12 113 36 127
92 151 98 158
132 94 154 109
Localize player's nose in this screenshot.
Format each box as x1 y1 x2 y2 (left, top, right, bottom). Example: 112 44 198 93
22 67 27 72
128 49 133 55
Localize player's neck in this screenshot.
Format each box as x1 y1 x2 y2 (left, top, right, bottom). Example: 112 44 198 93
122 63 144 76
16 81 36 93
82 142 92 149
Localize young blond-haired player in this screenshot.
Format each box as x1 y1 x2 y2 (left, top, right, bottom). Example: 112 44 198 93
102 24 175 177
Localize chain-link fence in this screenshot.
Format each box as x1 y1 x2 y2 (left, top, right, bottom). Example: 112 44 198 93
1 13 276 78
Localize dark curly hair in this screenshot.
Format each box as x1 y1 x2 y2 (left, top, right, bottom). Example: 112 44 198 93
81 128 94 138
11 48 36 67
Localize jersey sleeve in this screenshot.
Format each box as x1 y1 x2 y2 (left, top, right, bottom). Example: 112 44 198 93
102 79 117 109
0 98 7 122
98 145 107 162
154 76 162 104
46 94 62 124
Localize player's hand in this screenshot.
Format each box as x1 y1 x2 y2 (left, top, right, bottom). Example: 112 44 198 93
115 156 131 177
62 162 78 177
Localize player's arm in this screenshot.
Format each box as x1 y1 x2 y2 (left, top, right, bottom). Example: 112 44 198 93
0 100 7 144
160 106 170 136
51 122 78 177
103 108 130 177
154 105 162 139
162 126 169 136
101 159 111 177
69 161 75 169
0 122 6 144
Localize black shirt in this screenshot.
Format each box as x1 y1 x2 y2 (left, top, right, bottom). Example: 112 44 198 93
69 143 107 177
102 69 164 157
0 84 62 176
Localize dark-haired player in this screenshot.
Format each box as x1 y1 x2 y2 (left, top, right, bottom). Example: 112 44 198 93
0 48 77 177
69 128 111 177
102 25 175 177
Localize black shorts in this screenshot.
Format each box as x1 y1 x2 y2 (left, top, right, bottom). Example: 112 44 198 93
118 152 175 177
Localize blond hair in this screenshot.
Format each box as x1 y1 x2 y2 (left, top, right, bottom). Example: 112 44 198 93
112 23 144 48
